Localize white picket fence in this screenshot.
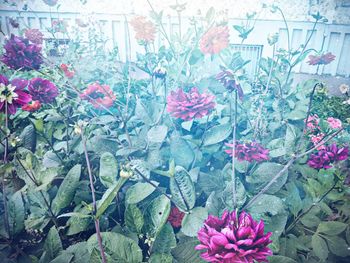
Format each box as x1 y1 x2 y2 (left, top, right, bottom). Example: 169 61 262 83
1 10 350 77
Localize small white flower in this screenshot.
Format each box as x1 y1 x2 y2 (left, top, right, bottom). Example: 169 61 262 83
339 84 349 94
342 98 350 105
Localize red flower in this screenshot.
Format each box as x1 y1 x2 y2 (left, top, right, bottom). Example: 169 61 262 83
307 52 336 65
80 83 116 109
195 210 272 262
167 207 185 228
22 100 41 112
60 64 75 79
28 78 59 103
167 87 215 121
200 26 230 54
0 75 32 115
225 141 270 163
24 29 44 45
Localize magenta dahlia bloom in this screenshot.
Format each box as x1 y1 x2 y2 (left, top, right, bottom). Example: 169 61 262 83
1 34 43 71
225 141 270 163
307 144 349 170
196 210 272 263
0 75 32 114
28 78 59 103
167 87 215 121
216 70 244 100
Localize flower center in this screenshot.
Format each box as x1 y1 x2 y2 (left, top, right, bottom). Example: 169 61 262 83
0 83 18 104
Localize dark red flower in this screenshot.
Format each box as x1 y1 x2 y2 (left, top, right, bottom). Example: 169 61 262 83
28 78 59 103
307 52 336 65
196 210 272 262
22 100 41 112
9 18 19 28
80 82 116 109
307 144 349 170
167 207 185 228
167 87 216 121
225 141 270 163
24 29 44 45
1 34 43 71
216 70 244 100
0 75 32 115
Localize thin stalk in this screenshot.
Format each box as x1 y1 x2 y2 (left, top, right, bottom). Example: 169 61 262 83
81 131 107 263
2 102 10 236
231 91 238 208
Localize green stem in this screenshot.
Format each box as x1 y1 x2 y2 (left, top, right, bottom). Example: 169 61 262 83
231 91 238 209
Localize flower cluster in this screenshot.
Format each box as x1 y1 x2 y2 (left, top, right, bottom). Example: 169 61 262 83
167 206 185 228
0 75 32 114
307 144 348 169
80 82 116 109
195 210 272 263
60 64 75 79
129 16 156 44
200 26 230 54
307 52 336 66
28 78 59 103
1 34 43 71
225 141 270 163
216 70 244 100
304 114 320 132
166 87 215 121
327 117 342 129
24 28 44 45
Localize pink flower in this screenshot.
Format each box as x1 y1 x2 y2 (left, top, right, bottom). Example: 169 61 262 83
24 29 44 45
0 75 32 115
225 141 270 163
28 78 59 103
327 117 342 129
195 210 272 263
307 144 348 170
129 16 156 44
1 34 43 71
304 114 320 132
80 82 116 109
310 133 326 150
200 26 230 54
60 63 75 79
167 206 185 228
307 52 336 65
166 88 215 121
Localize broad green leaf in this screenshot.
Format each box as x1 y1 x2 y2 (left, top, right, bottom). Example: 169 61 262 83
99 152 118 188
171 237 204 263
181 207 208 237
326 236 350 257
248 162 288 194
147 125 168 143
125 181 158 204
96 177 127 219
66 206 92 236
52 164 81 215
221 179 246 210
285 182 302 217
19 124 36 152
152 223 176 254
149 253 173 263
285 124 298 151
125 204 144 233
312 234 328 260
49 253 73 263
268 256 297 263
43 226 63 260
170 166 196 212
203 123 232 146
43 151 61 168
248 194 285 216
317 221 347 236
170 136 194 169
87 232 142 263
8 191 25 235
144 195 171 236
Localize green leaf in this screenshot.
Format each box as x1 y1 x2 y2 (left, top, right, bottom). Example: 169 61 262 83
8 191 25 235
152 223 176 254
149 253 173 263
49 253 74 263
87 232 142 263
284 124 298 151
317 221 347 236
43 151 61 168
66 206 92 236
144 195 171 236
285 182 302 217
248 194 284 216
148 125 168 143
19 124 36 152
268 256 297 263
170 166 196 212
189 49 204 65
99 152 118 188
203 123 232 146
181 207 208 237
326 236 350 257
52 165 81 215
171 237 204 263
312 234 328 260
125 204 144 233
248 162 288 194
96 177 127 219
170 136 194 169
125 181 158 204
43 226 63 260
